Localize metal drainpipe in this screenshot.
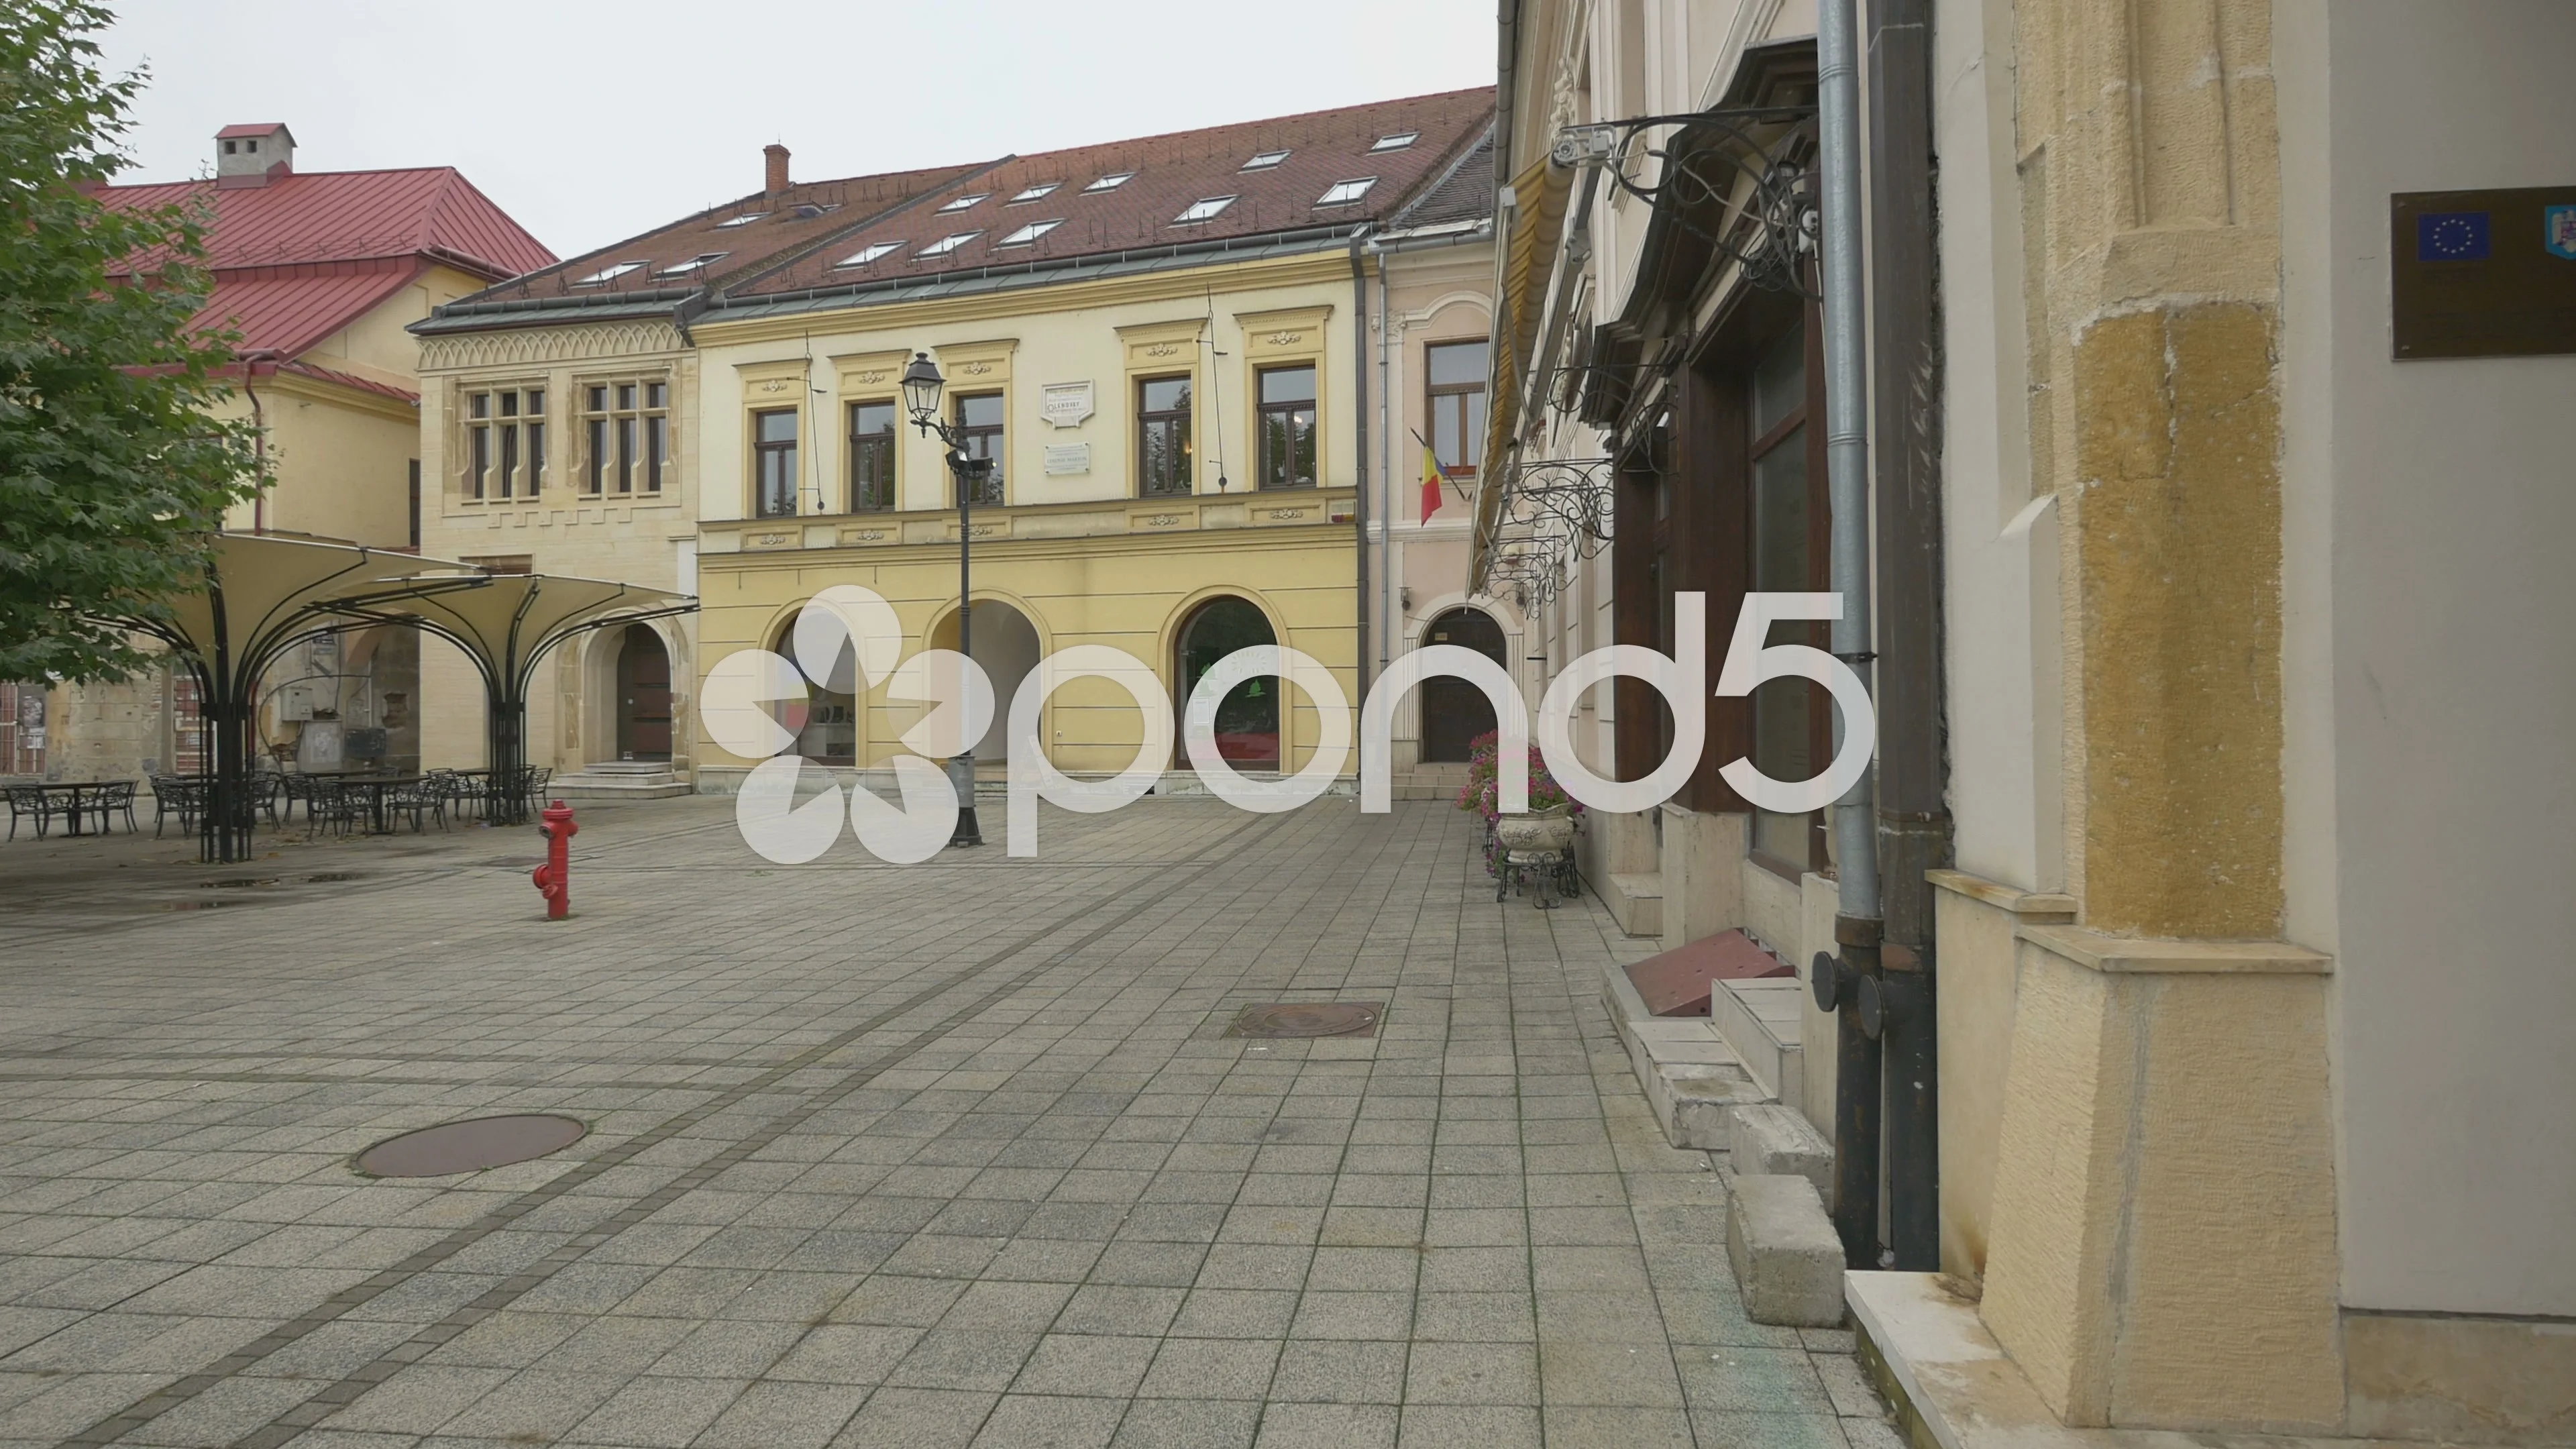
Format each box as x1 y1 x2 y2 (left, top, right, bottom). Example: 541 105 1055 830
1815 0 1887 1271
1375 243 1395 676
244 361 269 533
1350 231 1374 701
1866 0 1947 1273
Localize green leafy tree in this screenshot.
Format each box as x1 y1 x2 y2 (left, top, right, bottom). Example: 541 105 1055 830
0 0 262 682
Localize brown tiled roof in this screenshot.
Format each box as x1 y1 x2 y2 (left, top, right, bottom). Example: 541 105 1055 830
728 87 1495 300
1390 131 1497 230
459 162 987 306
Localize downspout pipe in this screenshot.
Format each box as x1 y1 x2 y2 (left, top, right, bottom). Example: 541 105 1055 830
1816 0 1887 1270
1351 229 1374 704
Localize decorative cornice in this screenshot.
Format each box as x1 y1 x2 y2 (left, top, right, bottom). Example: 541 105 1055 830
417 319 686 374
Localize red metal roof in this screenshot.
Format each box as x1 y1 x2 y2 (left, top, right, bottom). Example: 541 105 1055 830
97 165 555 366
215 122 291 140
273 358 419 403
101 167 554 278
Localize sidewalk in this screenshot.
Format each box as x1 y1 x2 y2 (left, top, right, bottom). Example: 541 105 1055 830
0 796 1896 1448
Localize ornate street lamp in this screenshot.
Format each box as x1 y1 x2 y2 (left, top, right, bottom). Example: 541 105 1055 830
902 352 985 847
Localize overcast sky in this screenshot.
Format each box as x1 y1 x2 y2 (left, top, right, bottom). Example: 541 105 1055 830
99 0 1498 263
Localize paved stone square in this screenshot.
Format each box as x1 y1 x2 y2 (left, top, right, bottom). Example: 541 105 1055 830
0 797 1892 1448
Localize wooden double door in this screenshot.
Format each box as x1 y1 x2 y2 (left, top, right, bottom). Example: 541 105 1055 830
1420 608 1506 763
615 624 672 761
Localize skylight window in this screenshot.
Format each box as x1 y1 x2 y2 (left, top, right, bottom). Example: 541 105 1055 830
792 203 840 219
716 212 767 228
1173 195 1237 224
572 261 643 286
1370 131 1419 152
996 219 1063 248
834 241 900 268
1008 183 1059 204
1083 172 1135 193
1241 149 1291 170
658 252 729 276
937 193 989 213
918 231 983 257
1316 177 1378 206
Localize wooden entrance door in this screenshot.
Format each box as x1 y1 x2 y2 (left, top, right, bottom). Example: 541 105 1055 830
1420 608 1505 762
615 625 672 761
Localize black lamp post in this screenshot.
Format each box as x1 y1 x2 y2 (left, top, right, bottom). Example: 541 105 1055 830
902 350 985 848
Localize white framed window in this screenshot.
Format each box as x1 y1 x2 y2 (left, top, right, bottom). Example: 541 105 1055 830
716 212 766 228
659 252 727 276
580 379 671 496
1241 149 1291 170
835 241 901 268
573 260 643 286
1370 131 1418 152
1008 182 1059 204
1173 196 1236 224
919 231 981 257
1083 172 1134 193
937 193 988 213
1316 177 1377 206
464 386 545 500
996 219 1062 248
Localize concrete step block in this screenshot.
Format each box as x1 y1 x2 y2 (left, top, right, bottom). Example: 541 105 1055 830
1603 871 1665 938
1730 1103 1833 1202
1725 1172 1847 1328
1711 976 1805 1114
1666 1063 1765 1148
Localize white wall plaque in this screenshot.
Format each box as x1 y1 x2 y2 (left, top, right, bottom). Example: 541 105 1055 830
1043 443 1091 476
1040 381 1094 429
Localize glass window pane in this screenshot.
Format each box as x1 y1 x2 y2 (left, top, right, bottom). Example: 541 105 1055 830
470 426 488 496
850 401 896 435
758 410 798 443
1752 427 1808 593
617 383 637 411
587 386 607 412
646 381 667 410
959 393 1005 428
617 417 636 493
1434 400 1462 468
1752 328 1805 435
527 422 544 493
498 423 517 498
1260 366 1316 405
586 419 607 492
524 389 543 416
498 392 518 417
468 392 489 419
645 417 665 490
1427 340 1489 386
1141 377 1189 412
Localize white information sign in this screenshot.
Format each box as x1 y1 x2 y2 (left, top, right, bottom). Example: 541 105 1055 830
1039 381 1094 429
1043 443 1091 476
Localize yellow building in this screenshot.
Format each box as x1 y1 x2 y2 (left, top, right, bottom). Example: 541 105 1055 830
412 95 1495 794
4 124 553 786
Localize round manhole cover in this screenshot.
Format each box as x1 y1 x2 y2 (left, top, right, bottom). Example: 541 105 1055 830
1228 1002 1382 1039
356 1114 586 1177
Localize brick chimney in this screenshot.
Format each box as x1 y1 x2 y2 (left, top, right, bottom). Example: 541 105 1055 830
216 123 296 189
764 144 790 197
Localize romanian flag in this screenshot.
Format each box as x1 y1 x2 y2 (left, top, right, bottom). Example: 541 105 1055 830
1421 442 1446 522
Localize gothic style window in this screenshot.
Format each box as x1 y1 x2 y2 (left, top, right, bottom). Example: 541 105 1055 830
1137 376 1193 497
464 386 544 500
1256 364 1318 489
582 380 669 494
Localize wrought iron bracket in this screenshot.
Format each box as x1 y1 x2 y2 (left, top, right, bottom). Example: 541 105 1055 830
1555 107 1821 299
1483 457 1616 610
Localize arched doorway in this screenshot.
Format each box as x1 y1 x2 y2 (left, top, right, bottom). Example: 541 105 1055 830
1177 596 1279 769
1419 606 1505 762
929 599 1041 760
768 618 855 765
614 624 673 761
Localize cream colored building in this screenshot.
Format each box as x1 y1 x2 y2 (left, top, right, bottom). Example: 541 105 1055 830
1493 0 2575 1441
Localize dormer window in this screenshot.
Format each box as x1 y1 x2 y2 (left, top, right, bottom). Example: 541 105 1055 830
1083 172 1134 193
1241 149 1291 170
1008 183 1059 204
937 193 988 213
658 252 728 276
835 241 900 268
1370 131 1419 152
918 231 982 257
1316 177 1377 206
793 203 839 219
1173 196 1236 225
573 261 644 286
716 212 767 228
996 219 1062 248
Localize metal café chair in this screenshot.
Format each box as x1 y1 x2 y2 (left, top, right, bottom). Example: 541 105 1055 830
5 782 56 841
387 777 447 834
87 780 138 835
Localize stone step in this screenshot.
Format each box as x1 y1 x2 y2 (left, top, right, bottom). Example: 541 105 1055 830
1711 975 1807 1114
1730 1103 1835 1203
1600 957 1765 1148
1723 1169 1847 1327
1603 871 1664 938
547 771 691 800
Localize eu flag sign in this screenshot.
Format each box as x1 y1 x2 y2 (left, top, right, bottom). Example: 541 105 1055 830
2418 211 2491 261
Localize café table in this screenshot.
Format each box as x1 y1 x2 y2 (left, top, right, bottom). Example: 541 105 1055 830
34 780 138 837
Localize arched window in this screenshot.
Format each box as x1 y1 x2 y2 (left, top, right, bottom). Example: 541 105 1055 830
1177 596 1279 769
772 616 856 766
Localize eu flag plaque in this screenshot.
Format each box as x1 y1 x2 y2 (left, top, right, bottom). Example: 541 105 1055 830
2392 187 2576 360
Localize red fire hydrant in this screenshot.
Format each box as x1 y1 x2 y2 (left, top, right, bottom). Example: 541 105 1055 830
531 799 577 920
